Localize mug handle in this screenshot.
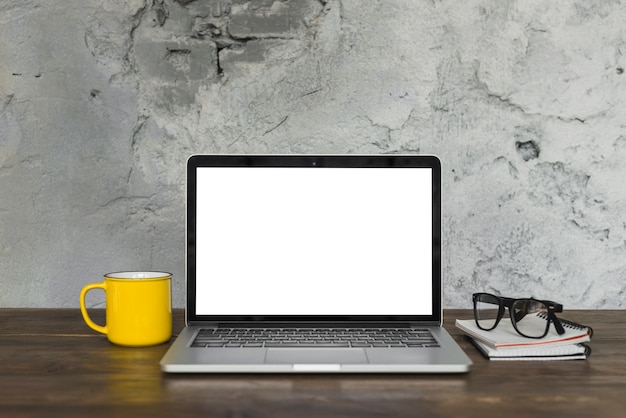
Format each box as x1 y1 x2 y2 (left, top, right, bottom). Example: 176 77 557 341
79 282 107 335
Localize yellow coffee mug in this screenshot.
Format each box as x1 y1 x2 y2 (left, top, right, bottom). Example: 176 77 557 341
80 271 172 347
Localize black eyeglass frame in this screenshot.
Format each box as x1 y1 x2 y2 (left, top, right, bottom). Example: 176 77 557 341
472 293 566 339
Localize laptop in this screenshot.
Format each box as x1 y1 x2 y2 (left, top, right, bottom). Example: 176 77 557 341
160 154 472 373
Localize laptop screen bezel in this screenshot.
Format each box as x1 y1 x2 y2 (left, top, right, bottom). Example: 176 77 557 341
186 154 442 325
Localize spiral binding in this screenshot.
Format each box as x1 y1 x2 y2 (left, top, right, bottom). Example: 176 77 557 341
537 312 593 337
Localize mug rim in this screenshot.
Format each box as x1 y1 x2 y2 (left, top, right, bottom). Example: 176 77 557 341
104 271 172 280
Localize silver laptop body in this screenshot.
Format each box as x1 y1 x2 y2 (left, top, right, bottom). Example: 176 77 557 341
160 155 472 373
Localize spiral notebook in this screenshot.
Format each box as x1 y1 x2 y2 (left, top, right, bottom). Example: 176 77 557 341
455 315 592 350
470 339 591 360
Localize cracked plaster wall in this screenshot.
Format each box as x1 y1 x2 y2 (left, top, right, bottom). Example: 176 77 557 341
1 0 625 309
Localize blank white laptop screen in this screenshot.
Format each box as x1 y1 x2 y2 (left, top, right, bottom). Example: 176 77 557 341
194 166 433 316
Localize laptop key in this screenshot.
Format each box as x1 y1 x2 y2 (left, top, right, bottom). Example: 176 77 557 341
242 343 264 347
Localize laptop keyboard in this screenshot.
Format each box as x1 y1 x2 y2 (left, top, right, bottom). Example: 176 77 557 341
191 328 439 348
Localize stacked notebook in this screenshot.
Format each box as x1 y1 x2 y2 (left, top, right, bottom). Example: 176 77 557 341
455 317 593 361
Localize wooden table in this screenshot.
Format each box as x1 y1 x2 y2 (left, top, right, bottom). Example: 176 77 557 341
1 309 624 417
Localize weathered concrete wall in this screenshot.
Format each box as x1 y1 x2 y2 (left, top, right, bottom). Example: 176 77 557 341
1 0 625 309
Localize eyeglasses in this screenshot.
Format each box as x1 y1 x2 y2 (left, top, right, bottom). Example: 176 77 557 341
472 293 566 339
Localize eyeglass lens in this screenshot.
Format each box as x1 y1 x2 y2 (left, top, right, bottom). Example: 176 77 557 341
474 293 501 330
511 299 550 338
475 294 550 338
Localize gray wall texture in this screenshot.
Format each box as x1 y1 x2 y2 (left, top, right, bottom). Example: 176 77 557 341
1 0 625 309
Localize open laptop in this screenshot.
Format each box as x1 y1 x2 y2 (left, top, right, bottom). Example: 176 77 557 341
160 154 472 373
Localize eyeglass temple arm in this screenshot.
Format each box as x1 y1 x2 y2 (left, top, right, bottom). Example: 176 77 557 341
547 304 566 335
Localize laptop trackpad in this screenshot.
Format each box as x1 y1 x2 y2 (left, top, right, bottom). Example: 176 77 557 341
265 348 368 364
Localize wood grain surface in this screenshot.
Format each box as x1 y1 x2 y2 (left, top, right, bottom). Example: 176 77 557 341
1 309 624 417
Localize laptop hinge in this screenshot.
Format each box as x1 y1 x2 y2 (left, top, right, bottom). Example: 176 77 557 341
411 321 441 328
187 321 442 328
